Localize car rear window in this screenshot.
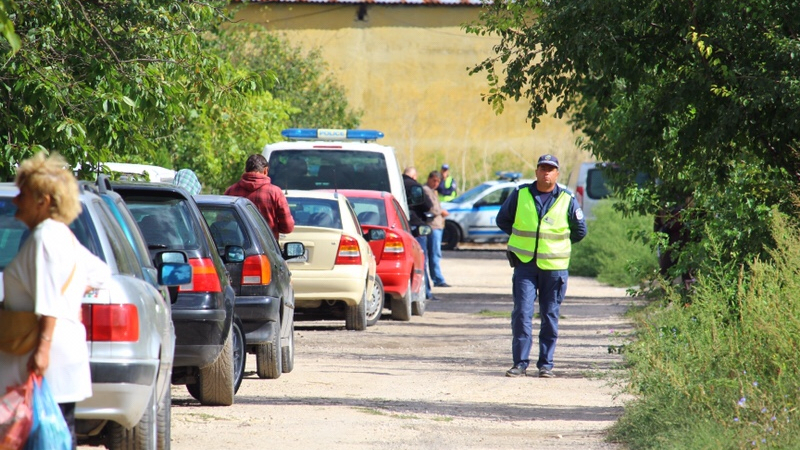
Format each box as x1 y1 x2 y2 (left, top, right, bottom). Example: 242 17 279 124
268 150 390 192
199 207 249 250
586 168 611 200
0 197 101 270
244 203 282 254
125 197 201 250
347 197 387 227
287 197 342 229
0 198 29 270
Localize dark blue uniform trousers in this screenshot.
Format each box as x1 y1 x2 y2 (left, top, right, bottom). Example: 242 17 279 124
511 260 568 371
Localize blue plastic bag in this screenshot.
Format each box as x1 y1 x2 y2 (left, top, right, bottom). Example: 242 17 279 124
23 376 70 450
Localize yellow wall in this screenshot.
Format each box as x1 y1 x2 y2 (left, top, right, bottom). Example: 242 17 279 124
233 4 587 187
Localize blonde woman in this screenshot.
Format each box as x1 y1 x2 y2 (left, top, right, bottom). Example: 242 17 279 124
0 152 110 449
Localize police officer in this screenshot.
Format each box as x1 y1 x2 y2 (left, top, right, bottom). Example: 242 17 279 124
437 164 457 203
495 155 587 378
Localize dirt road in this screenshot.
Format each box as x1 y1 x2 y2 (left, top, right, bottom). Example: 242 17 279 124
167 248 635 450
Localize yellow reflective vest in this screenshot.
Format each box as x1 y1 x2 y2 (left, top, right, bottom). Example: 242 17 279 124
507 187 572 270
438 176 457 202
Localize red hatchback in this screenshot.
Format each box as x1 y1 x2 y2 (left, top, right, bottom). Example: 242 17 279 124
334 189 427 320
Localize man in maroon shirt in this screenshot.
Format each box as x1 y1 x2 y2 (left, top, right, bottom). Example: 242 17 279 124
225 154 294 239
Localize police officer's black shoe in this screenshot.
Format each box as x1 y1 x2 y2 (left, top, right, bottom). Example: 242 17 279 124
538 368 556 378
505 364 527 377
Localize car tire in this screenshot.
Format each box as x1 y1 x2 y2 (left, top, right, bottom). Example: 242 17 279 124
281 319 295 373
186 327 235 406
156 384 170 450
390 278 412 322
365 276 384 327
412 297 426 316
108 386 157 450
345 283 368 331
232 318 246 393
442 221 460 250
256 321 282 379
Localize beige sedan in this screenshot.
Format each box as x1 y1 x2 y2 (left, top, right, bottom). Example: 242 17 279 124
279 190 384 331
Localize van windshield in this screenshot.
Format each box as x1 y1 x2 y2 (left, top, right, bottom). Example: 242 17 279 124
268 150 390 192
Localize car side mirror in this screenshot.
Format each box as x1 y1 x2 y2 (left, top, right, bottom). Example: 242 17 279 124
154 250 188 265
224 245 245 263
282 242 306 260
415 225 432 237
406 185 425 207
158 262 192 286
364 228 386 241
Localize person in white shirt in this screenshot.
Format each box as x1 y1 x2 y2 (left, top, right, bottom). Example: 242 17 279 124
0 152 110 449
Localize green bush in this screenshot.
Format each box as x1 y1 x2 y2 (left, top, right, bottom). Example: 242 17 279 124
609 212 800 449
570 200 658 287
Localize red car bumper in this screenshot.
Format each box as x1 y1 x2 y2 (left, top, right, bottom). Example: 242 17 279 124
377 258 414 298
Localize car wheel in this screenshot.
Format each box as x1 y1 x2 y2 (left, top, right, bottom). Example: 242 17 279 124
412 296 426 316
256 321 282 379
365 276 384 327
281 318 295 373
108 386 157 450
345 283 368 331
232 318 246 393
442 221 460 250
156 384 170 450
186 326 235 406
390 278 412 322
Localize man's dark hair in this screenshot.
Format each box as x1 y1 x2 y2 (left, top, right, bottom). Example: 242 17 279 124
428 170 441 181
245 154 268 173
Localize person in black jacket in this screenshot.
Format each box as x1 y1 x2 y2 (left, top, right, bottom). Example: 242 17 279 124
402 167 436 300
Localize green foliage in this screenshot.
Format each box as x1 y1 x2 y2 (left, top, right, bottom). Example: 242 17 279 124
609 212 800 449
169 89 292 194
169 22 362 193
214 22 361 129
466 0 800 295
0 0 268 182
0 0 20 52
570 201 658 287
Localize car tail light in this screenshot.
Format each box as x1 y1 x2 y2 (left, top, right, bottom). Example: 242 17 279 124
575 186 585 208
82 304 139 342
335 235 362 265
179 258 222 293
242 255 271 285
382 231 405 260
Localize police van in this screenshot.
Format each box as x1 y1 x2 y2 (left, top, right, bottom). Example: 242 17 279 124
263 128 409 217
567 162 650 220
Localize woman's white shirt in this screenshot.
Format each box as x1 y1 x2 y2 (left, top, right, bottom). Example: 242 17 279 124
0 219 111 403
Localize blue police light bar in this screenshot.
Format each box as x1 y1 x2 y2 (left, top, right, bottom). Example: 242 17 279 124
496 171 523 181
281 128 384 141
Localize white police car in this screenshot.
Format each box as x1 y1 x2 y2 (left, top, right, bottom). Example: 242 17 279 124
263 128 409 217
440 172 534 250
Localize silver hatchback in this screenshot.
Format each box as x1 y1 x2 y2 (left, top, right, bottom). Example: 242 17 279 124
0 182 192 449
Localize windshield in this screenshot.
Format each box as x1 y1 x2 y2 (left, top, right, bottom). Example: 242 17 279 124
268 150 390 192
449 183 493 204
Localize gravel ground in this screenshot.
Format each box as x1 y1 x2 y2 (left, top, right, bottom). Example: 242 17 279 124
93 247 640 450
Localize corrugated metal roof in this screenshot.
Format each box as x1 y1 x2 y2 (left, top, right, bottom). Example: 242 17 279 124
236 0 484 5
